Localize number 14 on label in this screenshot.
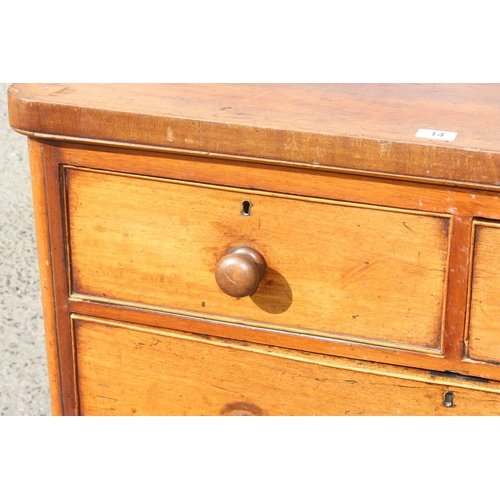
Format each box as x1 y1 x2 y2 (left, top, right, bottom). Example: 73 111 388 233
415 129 457 141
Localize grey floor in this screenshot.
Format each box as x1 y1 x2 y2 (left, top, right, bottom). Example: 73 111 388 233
0 83 51 416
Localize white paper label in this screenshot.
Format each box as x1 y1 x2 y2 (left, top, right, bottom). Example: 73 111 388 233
415 128 457 141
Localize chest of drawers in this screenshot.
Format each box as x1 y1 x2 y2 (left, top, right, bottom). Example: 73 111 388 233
8 83 500 415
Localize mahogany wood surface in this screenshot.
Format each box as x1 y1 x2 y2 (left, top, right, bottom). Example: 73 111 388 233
468 221 500 364
27 140 63 415
74 316 500 416
9 84 500 415
40 142 79 415
22 137 500 411
8 84 500 187
65 166 449 351
51 142 484 370
68 298 500 382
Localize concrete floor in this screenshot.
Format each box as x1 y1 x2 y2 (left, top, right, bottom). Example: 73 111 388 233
0 83 51 416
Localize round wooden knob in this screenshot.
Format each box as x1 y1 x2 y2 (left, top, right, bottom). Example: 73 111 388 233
215 246 266 297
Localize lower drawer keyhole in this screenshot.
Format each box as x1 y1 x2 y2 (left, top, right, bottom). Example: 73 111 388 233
443 391 454 408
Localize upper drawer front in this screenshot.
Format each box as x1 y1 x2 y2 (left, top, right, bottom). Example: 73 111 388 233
468 222 500 363
66 167 450 351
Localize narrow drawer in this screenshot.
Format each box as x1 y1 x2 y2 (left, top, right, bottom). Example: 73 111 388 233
73 317 500 416
66 166 450 352
468 221 500 363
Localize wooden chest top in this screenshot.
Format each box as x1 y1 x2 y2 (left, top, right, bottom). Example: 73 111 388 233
8 83 500 186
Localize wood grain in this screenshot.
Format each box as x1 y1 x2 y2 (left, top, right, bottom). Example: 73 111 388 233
40 144 79 415
27 139 63 415
73 316 500 416
468 222 500 364
66 166 450 351
442 216 473 360
52 141 500 218
12 86 500 415
8 84 500 186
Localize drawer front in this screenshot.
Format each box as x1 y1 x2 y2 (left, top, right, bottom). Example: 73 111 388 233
468 222 500 363
74 317 500 416
66 166 450 351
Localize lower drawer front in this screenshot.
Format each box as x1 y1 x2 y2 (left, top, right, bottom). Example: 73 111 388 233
73 317 500 416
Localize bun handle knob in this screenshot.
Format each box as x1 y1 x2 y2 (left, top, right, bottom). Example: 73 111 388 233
215 246 266 298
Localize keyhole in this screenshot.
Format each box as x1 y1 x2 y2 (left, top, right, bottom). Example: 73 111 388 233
241 200 251 216
443 391 454 408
